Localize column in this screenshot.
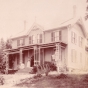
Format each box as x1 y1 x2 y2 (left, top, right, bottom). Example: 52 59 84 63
20 49 23 63
14 54 17 70
34 46 36 66
19 48 24 69
5 53 9 74
39 47 40 65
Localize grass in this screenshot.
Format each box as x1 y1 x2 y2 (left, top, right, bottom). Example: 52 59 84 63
14 74 88 88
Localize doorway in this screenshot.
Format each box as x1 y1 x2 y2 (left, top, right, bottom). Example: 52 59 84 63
30 56 34 67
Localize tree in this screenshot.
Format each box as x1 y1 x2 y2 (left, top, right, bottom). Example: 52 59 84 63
85 0 88 20
5 39 12 49
0 38 6 62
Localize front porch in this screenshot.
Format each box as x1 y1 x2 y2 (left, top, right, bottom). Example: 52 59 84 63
5 42 67 74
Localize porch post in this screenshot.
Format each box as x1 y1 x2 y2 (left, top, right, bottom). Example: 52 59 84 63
19 48 24 69
34 46 36 66
5 53 9 74
39 47 40 65
20 49 23 64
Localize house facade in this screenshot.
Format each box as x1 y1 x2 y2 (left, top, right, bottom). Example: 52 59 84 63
5 18 88 73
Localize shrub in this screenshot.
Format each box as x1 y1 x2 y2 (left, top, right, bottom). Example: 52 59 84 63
56 73 68 79
44 61 57 71
29 66 37 74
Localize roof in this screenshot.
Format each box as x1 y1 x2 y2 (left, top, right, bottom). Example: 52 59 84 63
11 22 44 39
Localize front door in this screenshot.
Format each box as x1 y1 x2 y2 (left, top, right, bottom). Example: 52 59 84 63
30 56 34 67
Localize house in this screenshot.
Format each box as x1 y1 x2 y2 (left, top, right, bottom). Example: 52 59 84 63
4 16 88 74
4 5 88 73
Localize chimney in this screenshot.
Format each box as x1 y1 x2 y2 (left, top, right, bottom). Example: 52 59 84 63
73 5 76 18
24 20 26 30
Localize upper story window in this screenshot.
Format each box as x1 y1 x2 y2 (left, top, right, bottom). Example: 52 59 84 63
32 35 35 44
79 36 83 47
71 31 77 44
17 38 25 46
51 31 61 42
29 35 35 44
37 34 42 43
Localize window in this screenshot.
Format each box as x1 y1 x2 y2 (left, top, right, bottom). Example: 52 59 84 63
51 31 61 42
71 49 76 62
17 40 20 46
17 38 25 46
32 35 35 44
71 31 76 44
79 36 83 47
51 32 55 42
37 34 42 43
20 38 25 45
29 35 35 44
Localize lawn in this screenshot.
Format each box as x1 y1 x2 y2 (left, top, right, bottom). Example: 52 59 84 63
14 74 88 88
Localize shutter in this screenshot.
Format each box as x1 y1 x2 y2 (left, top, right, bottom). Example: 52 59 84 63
29 36 31 44
59 31 61 40
40 34 42 43
71 32 73 43
51 32 55 42
22 38 25 45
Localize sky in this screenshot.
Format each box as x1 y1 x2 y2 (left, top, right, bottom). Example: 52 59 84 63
0 0 87 40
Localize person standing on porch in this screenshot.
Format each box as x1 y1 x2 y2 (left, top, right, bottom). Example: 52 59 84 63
27 59 30 68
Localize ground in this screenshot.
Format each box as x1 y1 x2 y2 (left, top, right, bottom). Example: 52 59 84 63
0 72 88 88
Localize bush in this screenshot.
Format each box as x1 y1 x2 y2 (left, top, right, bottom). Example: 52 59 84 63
0 76 5 85
29 66 37 74
44 61 57 71
56 73 68 79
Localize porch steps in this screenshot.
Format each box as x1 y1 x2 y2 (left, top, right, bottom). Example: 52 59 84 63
15 67 33 74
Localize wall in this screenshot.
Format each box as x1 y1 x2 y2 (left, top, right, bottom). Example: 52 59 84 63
44 48 54 62
67 23 87 71
44 28 68 44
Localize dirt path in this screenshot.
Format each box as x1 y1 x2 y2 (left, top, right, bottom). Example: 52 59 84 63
0 74 34 88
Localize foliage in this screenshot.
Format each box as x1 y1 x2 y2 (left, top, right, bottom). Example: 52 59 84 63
5 39 12 49
85 0 88 20
44 61 57 71
0 38 12 74
29 66 37 74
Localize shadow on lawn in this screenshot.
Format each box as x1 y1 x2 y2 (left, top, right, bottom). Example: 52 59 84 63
14 74 88 88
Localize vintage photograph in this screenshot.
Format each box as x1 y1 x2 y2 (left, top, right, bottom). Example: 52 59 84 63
0 0 88 88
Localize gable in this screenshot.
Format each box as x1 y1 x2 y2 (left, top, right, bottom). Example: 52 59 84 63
75 19 87 38
27 22 44 36
70 18 87 38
